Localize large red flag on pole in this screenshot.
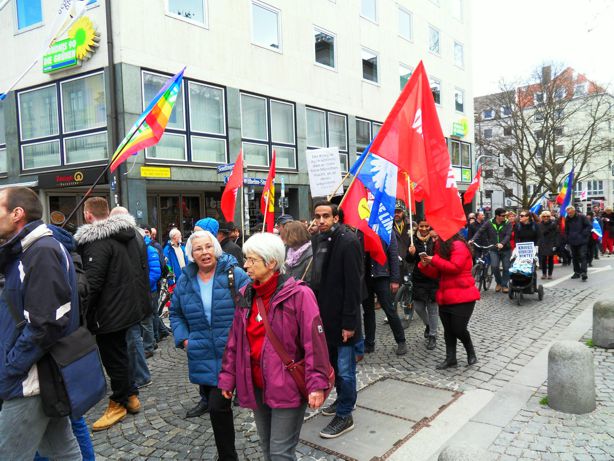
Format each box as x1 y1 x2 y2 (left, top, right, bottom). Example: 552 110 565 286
221 151 243 222
463 167 482 204
261 150 276 232
368 61 465 240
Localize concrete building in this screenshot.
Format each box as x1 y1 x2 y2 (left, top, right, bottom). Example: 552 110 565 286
0 0 474 237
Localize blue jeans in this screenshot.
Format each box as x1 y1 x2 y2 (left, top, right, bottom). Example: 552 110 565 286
126 323 151 387
141 314 155 354
329 345 357 417
0 395 81 461
35 416 95 461
489 249 511 287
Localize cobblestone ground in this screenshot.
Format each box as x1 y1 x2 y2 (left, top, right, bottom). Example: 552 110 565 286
89 282 602 460
488 333 614 461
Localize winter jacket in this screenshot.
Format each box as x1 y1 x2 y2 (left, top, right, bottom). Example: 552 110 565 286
473 218 512 250
366 233 400 282
565 213 592 246
310 224 363 346
144 235 162 292
393 219 412 260
514 222 540 245
170 253 249 386
75 214 150 334
601 212 614 238
220 237 244 267
164 241 187 282
405 235 439 302
419 240 480 306
218 275 330 409
283 243 313 284
537 221 559 257
0 221 79 401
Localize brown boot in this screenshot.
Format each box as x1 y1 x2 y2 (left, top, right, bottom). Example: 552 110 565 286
126 395 141 414
92 400 127 431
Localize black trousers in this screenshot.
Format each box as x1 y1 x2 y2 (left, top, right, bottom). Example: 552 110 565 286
570 244 588 275
96 328 135 405
200 386 238 461
539 255 554 276
438 302 475 358
363 277 406 347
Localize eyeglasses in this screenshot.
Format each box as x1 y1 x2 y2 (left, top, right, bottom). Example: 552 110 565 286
520 214 529 217
244 257 264 266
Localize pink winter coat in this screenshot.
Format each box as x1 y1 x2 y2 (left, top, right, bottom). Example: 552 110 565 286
419 240 480 306
218 275 331 409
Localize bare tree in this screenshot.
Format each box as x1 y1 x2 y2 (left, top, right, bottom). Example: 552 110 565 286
475 64 614 209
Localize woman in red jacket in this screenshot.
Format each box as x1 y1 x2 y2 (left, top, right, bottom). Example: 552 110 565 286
419 233 480 370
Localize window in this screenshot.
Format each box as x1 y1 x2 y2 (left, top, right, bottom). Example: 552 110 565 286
356 118 381 155
535 130 543 139
574 83 588 97
428 26 440 55
503 126 512 136
18 72 108 171
241 93 296 169
361 0 377 22
554 87 566 100
534 112 544 122
554 127 564 136
306 108 348 171
399 64 412 90
361 48 378 83
0 103 6 174
448 139 471 168
251 1 281 51
483 128 492 139
143 71 227 165
500 105 512 117
398 7 412 41
454 42 464 68
454 88 464 113
314 27 335 69
430 78 441 105
482 109 495 120
534 92 544 104
15 0 42 30
587 180 604 196
167 0 207 26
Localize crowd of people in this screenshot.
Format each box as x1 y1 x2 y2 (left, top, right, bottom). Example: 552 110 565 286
0 186 611 460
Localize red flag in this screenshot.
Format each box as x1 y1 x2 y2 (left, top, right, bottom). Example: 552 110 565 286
369 61 464 240
463 167 482 205
220 151 243 222
260 150 276 232
340 178 386 265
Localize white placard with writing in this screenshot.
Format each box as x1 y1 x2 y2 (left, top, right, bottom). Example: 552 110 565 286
306 147 344 198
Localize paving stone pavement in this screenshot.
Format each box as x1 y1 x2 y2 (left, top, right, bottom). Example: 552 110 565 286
87 280 603 460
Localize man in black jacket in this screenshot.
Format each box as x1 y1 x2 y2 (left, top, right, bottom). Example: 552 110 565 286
564 206 592 281
75 197 150 431
217 221 244 266
311 201 362 439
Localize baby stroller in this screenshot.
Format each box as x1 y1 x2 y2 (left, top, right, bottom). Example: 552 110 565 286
508 242 544 306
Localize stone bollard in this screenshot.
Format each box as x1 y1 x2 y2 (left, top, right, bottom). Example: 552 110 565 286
438 444 494 461
593 300 614 349
548 341 595 414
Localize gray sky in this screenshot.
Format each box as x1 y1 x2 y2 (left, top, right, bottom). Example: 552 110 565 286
471 0 614 96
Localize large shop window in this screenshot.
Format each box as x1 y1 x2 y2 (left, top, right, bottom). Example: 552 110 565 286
356 118 382 157
143 70 227 165
17 71 108 171
0 103 6 174
240 93 296 170
306 108 348 171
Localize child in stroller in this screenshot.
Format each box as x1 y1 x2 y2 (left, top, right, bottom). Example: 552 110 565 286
508 242 544 305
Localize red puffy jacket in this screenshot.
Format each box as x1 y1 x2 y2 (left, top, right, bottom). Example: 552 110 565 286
418 240 480 306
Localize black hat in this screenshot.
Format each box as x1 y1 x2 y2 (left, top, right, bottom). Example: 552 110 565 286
276 214 294 225
395 199 406 212
218 221 237 234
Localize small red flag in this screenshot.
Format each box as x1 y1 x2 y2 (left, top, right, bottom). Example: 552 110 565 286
340 178 386 265
260 150 276 232
221 151 243 222
463 167 482 205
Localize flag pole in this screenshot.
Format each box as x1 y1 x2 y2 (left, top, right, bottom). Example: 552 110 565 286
327 170 352 201
338 153 370 208
406 173 414 247
241 161 246 246
261 191 270 233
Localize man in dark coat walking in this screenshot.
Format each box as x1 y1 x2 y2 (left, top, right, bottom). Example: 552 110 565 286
564 206 592 281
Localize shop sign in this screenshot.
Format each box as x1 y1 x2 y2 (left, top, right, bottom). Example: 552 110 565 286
461 168 472 182
38 165 108 189
216 163 235 174
140 166 171 178
42 16 100 74
452 122 465 138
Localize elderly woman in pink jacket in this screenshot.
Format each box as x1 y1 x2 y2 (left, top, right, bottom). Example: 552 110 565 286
219 232 331 460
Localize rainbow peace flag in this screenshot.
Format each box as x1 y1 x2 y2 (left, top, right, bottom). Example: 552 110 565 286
558 169 574 217
110 68 185 172
556 169 573 205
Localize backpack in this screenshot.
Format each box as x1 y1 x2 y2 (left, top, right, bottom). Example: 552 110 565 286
148 240 170 280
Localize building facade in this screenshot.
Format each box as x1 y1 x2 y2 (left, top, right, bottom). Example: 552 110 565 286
0 0 474 237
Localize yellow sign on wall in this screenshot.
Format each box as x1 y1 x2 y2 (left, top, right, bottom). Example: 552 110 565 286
140 166 171 178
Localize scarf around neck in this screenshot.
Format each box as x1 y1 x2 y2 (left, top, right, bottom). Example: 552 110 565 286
285 241 311 267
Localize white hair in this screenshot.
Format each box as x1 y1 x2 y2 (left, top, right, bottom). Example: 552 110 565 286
243 232 286 274
169 228 182 240
185 231 223 262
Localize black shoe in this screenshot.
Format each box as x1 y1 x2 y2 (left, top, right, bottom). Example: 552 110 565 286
581 273 588 281
319 415 354 439
321 401 337 416
467 354 478 366
571 273 580 279
364 344 375 354
436 358 458 370
426 336 437 350
424 326 430 339
185 401 209 418
144 351 154 359
153 343 159 350
396 342 408 356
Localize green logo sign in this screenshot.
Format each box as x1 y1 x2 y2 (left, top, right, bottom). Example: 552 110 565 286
452 122 465 137
461 168 472 182
43 38 78 73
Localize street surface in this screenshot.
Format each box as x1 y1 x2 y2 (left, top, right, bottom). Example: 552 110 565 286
88 257 614 460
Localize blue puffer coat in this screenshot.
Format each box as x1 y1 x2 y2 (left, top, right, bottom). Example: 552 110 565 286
170 253 250 386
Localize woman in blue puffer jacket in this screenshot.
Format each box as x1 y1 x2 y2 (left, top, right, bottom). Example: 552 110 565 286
170 230 250 461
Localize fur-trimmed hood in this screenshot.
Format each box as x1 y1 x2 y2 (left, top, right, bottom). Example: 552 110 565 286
74 214 138 245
